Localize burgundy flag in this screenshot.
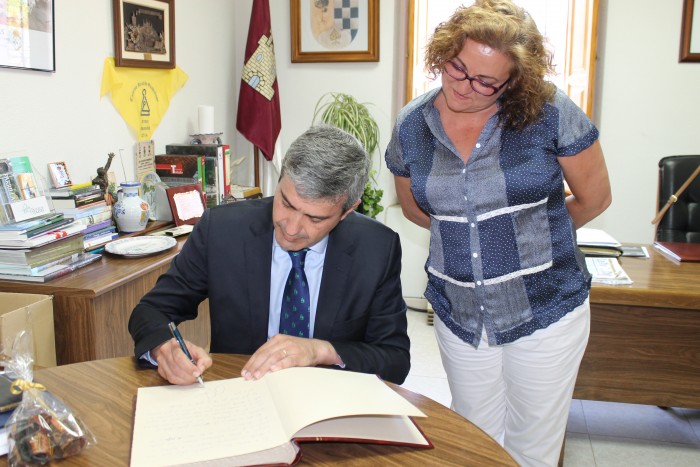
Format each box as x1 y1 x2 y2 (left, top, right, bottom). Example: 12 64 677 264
236 0 281 161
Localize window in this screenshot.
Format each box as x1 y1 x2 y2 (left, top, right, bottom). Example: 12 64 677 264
406 0 599 116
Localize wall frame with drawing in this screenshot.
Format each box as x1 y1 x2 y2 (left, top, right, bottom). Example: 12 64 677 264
680 0 700 62
112 0 175 69
290 0 379 63
0 0 55 72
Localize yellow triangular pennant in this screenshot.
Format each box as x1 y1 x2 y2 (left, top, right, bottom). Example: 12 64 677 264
100 58 188 141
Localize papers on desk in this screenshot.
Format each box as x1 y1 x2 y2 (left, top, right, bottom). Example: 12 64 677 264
585 257 633 285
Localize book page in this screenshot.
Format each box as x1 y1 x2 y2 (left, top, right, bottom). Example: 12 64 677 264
297 415 430 446
131 379 289 467
131 368 428 467
264 367 426 439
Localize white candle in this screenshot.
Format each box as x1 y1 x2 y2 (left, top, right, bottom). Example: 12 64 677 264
198 105 214 134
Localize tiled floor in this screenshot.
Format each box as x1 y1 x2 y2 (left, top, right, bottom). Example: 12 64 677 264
401 310 700 466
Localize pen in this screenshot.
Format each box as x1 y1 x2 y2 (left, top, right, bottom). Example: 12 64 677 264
168 322 204 386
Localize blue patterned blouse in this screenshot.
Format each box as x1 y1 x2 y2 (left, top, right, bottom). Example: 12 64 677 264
385 88 598 347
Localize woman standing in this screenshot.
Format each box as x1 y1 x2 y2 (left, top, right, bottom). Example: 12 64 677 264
385 1 611 465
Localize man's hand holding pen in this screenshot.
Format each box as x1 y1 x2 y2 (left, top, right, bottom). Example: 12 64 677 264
152 338 212 386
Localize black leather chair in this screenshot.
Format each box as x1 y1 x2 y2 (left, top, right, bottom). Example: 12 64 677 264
655 155 700 243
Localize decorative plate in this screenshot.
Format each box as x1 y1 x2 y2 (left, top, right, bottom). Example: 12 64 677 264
105 236 176 258
140 171 162 221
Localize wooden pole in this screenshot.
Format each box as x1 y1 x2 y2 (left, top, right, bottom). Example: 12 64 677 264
651 163 700 225
254 146 261 188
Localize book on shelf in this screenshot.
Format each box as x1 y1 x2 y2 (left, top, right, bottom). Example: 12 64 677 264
71 210 113 228
0 214 70 241
0 232 84 266
0 250 86 276
47 183 99 198
82 219 113 235
0 222 86 250
165 143 229 206
84 232 118 250
55 200 108 217
0 252 102 283
50 189 105 209
653 241 700 262
130 367 431 467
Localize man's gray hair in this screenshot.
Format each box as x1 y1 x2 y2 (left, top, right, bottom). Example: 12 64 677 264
281 125 370 212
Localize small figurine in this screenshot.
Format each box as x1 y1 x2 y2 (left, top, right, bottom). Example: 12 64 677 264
92 152 115 196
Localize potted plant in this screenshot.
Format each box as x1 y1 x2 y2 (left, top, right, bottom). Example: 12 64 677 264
312 92 384 219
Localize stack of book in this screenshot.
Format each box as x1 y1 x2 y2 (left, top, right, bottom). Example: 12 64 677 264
0 214 101 283
49 184 116 250
576 227 623 257
164 143 231 207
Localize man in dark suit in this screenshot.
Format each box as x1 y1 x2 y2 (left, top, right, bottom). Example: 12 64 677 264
129 125 410 385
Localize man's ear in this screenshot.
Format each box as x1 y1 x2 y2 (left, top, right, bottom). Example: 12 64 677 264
339 199 361 221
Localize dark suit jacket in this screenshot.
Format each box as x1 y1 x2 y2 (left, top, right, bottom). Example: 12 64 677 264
128 197 410 384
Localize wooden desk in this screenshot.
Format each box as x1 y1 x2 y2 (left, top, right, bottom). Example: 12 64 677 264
576 246 700 408
7 355 516 466
0 236 210 365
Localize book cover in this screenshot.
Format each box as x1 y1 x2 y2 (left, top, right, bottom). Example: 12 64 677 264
83 224 116 241
82 219 114 236
0 215 69 241
0 250 83 275
83 232 119 249
130 367 431 467
0 253 102 283
60 203 111 221
0 233 85 266
71 210 113 228
55 200 108 216
51 191 105 209
0 222 86 250
0 213 64 233
47 183 99 198
653 242 700 262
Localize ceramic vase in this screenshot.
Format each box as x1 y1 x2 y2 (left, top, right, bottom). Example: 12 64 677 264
113 182 150 233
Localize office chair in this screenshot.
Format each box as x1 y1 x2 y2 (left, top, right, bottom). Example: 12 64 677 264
655 155 700 243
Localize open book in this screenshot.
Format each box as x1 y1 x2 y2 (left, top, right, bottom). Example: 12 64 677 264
130 367 432 467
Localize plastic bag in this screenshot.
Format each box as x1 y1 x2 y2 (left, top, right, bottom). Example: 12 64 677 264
4 331 95 466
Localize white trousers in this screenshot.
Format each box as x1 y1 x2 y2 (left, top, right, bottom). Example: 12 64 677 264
434 299 590 467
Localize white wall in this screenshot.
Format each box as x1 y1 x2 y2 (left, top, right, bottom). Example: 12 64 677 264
592 0 700 243
2 0 699 246
0 0 240 187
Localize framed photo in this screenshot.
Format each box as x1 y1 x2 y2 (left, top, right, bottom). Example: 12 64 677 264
680 0 700 62
166 184 205 226
0 0 55 72
290 0 379 63
48 161 72 188
112 0 175 69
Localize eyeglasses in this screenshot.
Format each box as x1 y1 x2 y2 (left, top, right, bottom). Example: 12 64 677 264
443 60 510 97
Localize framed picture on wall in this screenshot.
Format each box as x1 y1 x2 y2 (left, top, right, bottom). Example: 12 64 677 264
112 0 175 69
0 0 55 72
48 161 72 188
680 0 700 62
290 0 379 63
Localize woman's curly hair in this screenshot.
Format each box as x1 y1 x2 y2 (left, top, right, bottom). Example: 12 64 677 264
425 0 557 130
